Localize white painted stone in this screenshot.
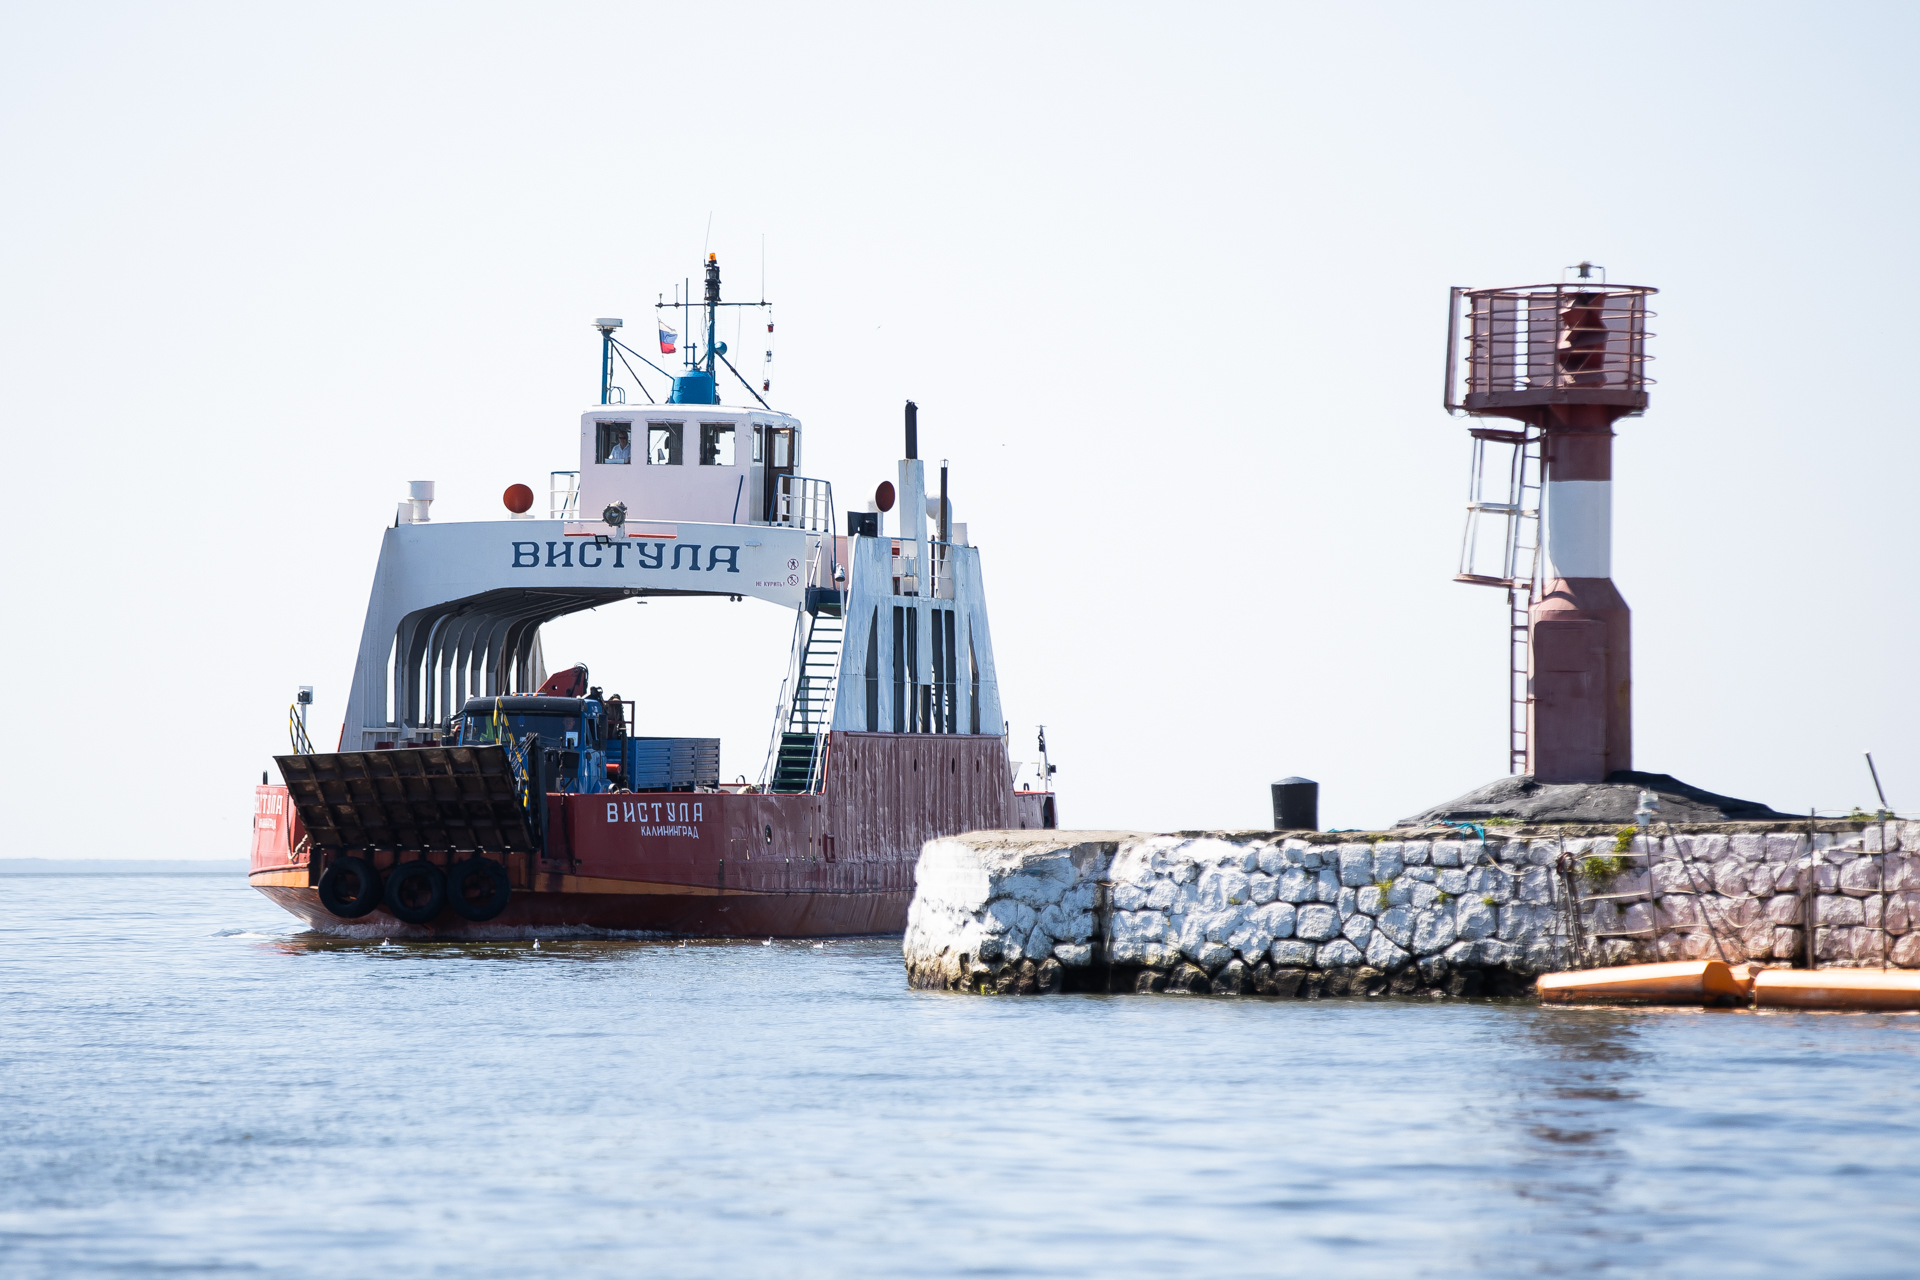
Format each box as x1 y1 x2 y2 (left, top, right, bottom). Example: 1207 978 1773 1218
1355 885 1386 916
1276 868 1315 903
1401 843 1431 866
1145 880 1177 910
1256 845 1288 874
1024 925 1053 961
1475 939 1514 966
1053 942 1092 966
1295 904 1341 942
1201 905 1249 944
1430 841 1462 868
1317 938 1363 968
1342 913 1374 949
1247 872 1278 905
1197 866 1252 910
1375 905 1415 949
1337 886 1358 916
1410 881 1441 910
1366 930 1412 971
1269 939 1316 967
1839 858 1882 896
1315 868 1341 902
1436 868 1469 895
1337 845 1374 887
1518 867 1555 905
1141 942 1181 968
1412 906 1458 955
983 898 1037 936
1194 940 1233 969
1111 910 1166 943
1253 902 1297 938
1455 896 1497 941
1816 895 1865 927
1371 845 1406 881
1111 882 1150 911
1402 867 1434 885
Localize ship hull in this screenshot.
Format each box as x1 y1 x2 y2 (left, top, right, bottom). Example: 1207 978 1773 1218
252 880 910 938
252 731 1051 939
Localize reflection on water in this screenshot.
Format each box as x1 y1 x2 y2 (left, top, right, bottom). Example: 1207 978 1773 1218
2 875 1918 1278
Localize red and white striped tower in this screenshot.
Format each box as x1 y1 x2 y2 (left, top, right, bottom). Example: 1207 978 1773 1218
1447 270 1656 783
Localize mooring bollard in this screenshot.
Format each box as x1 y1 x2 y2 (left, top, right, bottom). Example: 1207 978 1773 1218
1271 777 1318 832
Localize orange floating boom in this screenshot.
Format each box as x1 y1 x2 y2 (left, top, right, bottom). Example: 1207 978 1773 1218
1536 960 1752 1006
1752 969 1920 1012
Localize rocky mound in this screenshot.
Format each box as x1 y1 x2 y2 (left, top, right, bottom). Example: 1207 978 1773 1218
1395 771 1795 828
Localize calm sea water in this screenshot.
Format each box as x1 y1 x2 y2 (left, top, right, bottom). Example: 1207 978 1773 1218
2 873 1917 1278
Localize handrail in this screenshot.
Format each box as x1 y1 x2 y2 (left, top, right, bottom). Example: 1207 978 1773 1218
773 474 834 534
287 705 315 755
757 609 809 789
549 471 581 520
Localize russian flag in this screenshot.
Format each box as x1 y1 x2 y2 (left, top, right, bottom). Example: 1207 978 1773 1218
658 322 677 354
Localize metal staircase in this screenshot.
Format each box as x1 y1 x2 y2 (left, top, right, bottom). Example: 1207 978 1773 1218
1455 427 1543 773
765 606 844 793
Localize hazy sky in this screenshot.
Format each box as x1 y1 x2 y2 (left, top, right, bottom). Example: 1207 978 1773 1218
3 2 1914 857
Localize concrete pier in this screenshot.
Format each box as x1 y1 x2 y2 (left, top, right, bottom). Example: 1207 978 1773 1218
904 821 1920 996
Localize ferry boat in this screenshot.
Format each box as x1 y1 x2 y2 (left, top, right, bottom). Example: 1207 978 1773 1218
249 255 1053 936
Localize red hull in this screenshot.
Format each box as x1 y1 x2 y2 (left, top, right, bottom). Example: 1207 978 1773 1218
252 730 1051 938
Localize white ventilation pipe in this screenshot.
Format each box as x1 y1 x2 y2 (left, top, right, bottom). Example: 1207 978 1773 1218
408 480 435 524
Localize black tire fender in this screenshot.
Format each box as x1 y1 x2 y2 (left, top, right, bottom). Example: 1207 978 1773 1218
384 859 447 925
447 857 512 922
317 855 383 919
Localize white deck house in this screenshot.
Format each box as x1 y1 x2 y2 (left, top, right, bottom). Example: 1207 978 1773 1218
338 399 1004 789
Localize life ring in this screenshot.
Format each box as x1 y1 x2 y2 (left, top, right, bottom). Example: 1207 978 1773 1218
447 857 512 922
317 855 383 919
384 859 447 924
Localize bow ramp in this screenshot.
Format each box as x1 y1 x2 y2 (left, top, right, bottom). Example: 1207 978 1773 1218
276 745 540 855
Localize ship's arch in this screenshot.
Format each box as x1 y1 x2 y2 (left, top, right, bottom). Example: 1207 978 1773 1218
342 520 808 748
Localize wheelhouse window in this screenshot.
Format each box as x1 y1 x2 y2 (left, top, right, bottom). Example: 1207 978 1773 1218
461 710 587 749
700 423 735 466
648 422 684 465
595 421 632 464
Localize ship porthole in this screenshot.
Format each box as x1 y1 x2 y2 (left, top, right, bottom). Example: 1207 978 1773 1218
764 824 773 844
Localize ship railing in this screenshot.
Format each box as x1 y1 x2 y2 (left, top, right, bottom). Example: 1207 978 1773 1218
758 608 809 790
929 540 956 600
772 475 834 534
549 471 580 520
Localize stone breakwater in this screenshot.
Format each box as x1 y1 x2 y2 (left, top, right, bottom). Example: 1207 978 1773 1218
903 820 1920 997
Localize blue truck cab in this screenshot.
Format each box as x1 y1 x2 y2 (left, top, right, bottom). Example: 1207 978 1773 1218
455 690 721 794
456 693 613 795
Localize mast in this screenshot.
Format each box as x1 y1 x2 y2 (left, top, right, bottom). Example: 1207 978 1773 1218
704 253 720 378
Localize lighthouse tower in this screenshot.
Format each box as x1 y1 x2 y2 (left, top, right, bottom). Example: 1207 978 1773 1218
1446 268 1656 783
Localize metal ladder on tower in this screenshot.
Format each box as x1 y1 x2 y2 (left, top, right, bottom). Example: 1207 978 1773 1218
1506 433 1543 773
1455 427 1542 774
769 609 844 793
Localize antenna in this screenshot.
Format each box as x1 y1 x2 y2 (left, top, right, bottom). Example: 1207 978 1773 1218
1866 752 1892 816
593 318 623 404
